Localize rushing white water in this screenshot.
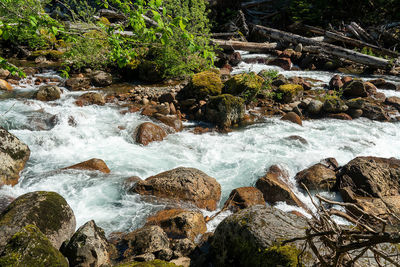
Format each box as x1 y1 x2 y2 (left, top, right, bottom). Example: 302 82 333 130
0 68 399 235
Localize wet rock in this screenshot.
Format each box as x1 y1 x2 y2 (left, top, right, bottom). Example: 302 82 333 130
130 167 221 211
347 108 363 119
224 73 264 103
145 209 207 241
323 98 348 113
307 99 323 115
170 238 196 257
159 92 175 103
223 187 265 212
90 70 112 87
281 112 302 126
341 76 353 84
269 57 292 70
286 135 308 145
61 220 111 267
369 78 397 90
75 92 105 106
342 80 367 98
345 98 365 109
181 71 223 100
0 127 30 186
386 96 400 111
229 51 242 66
0 79 12 91
0 69 10 80
328 113 352 120
153 114 183 132
275 84 303 103
362 102 390 121
210 205 309 266
255 165 306 209
364 82 377 95
0 191 76 252
205 94 245 128
65 77 91 91
0 225 68 266
329 75 343 90
295 162 337 191
135 122 167 146
64 158 110 173
33 85 62 101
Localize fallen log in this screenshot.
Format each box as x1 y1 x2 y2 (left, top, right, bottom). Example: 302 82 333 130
253 24 394 69
211 39 279 53
350 22 376 44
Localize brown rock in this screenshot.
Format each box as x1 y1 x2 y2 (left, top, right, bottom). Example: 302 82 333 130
255 165 307 210
369 78 397 90
341 76 353 84
362 102 390 121
0 79 12 91
145 209 207 241
130 167 221 211
141 105 158 117
135 122 167 146
328 113 352 120
64 158 110 173
0 69 10 79
329 75 343 90
386 96 400 111
75 92 105 106
295 162 336 191
34 85 62 101
343 80 367 98
347 108 363 119
65 77 91 91
159 93 175 103
269 57 292 70
223 187 265 212
281 112 302 126
364 82 377 95
153 114 183 132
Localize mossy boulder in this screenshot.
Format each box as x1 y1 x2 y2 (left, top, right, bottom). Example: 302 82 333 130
342 80 367 98
0 127 30 186
323 98 348 113
30 50 64 60
0 224 68 267
189 71 223 99
33 85 62 101
115 260 178 267
275 84 304 103
210 205 312 266
223 73 264 103
0 191 76 253
205 94 245 128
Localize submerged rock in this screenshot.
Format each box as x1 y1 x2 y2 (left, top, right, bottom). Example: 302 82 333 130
130 167 221 211
145 209 207 241
0 225 68 267
0 191 76 253
33 85 62 101
135 122 167 146
0 127 30 186
223 187 265 212
61 220 111 267
64 158 111 173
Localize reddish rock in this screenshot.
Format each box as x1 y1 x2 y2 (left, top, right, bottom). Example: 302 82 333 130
295 162 337 190
364 82 377 95
341 76 353 84
65 77 91 91
135 122 167 146
386 96 400 111
369 78 397 90
153 114 183 132
75 92 105 106
145 209 207 241
223 187 265 212
141 105 158 116
329 75 343 90
269 57 292 70
328 113 352 120
64 158 110 173
281 112 302 126
130 167 221 211
0 79 12 91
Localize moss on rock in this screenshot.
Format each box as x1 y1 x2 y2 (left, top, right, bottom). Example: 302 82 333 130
205 94 245 127
190 71 223 99
0 224 68 267
224 72 264 103
115 259 178 267
275 84 304 103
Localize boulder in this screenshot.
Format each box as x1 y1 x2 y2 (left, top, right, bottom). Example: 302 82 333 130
0 225 68 267
159 92 175 103
295 161 337 191
364 82 377 95
255 165 307 209
153 114 183 132
386 96 400 111
0 69 10 80
63 158 110 173
170 238 196 257
347 108 363 119
0 127 30 186
328 113 352 120
145 209 207 241
329 75 343 90
281 112 302 126
0 79 13 91
369 78 397 90
223 187 265 212
210 205 310 266
186 71 223 100
75 92 105 106
223 73 264 103
90 70 112 87
345 98 365 109
269 57 292 70
33 85 62 101
275 84 303 103
135 122 167 146
307 99 323 115
205 94 245 128
0 191 76 252
362 102 390 121
61 220 111 267
323 98 348 113
65 77 91 91
342 80 367 98
130 167 221 211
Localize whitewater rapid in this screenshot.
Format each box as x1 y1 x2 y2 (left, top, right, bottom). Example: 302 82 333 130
0 67 399 235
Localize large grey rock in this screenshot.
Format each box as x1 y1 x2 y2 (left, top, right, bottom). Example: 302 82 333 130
205 94 245 128
62 220 111 267
362 102 390 121
0 191 76 253
90 70 112 87
210 205 311 266
307 99 323 114
34 85 62 101
0 127 30 186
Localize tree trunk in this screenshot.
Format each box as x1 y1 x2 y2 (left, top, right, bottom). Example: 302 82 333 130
211 39 279 53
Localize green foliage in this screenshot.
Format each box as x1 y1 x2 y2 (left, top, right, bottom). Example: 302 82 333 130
0 57 25 77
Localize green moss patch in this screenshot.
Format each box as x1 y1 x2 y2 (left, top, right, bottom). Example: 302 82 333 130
190 70 223 99
275 84 304 103
224 72 264 103
115 259 178 267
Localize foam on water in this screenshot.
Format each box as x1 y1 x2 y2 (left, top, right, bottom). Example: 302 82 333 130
1 69 399 235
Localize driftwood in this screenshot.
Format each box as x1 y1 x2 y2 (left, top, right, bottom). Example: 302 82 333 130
253 24 394 69
350 22 376 44
211 39 278 53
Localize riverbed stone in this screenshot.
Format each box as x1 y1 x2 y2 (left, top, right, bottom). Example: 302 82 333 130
210 205 310 266
130 167 221 211
343 80 367 98
64 158 111 173
34 85 62 101
61 220 111 267
307 99 323 114
145 209 207 241
224 73 264 102
269 57 292 70
75 92 105 106
386 96 400 111
0 127 30 186
187 71 223 100
205 94 245 128
223 187 265 212
328 113 352 120
0 69 10 80
153 114 183 132
90 70 112 87
135 122 167 146
323 98 348 113
362 102 390 121
281 112 302 126
329 75 343 90
65 77 91 91
369 78 397 90
295 162 337 191
275 84 304 103
0 224 68 267
0 79 13 91
0 191 76 253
